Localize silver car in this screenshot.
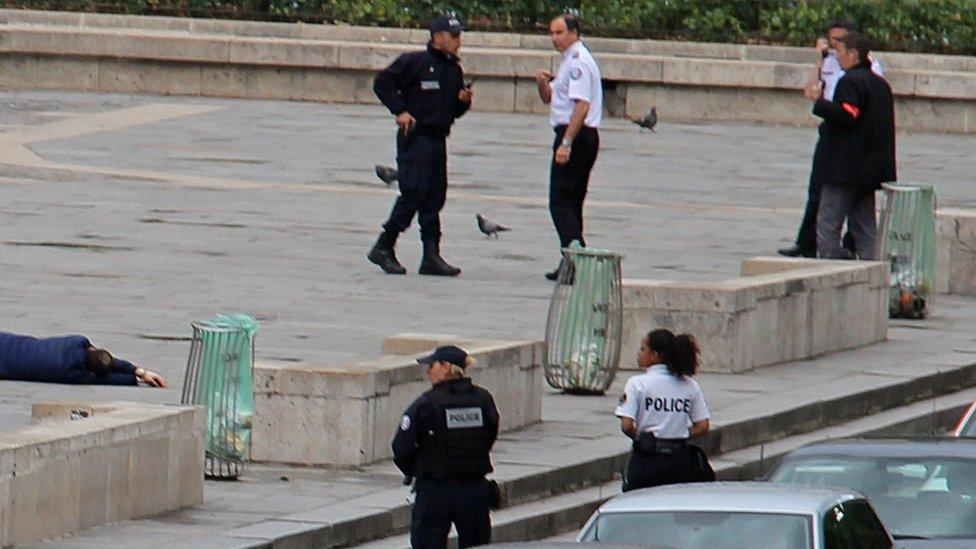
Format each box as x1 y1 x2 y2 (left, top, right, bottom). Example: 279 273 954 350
576 482 891 548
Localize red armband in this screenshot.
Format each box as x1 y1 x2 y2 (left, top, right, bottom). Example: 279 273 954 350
842 102 861 119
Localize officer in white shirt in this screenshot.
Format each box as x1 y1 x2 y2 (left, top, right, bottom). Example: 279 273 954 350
779 18 884 260
534 13 603 280
615 329 713 491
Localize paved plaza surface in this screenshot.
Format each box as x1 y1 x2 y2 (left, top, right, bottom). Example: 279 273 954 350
1 90 975 546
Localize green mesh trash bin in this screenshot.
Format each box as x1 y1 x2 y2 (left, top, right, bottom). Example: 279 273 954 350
181 314 260 479
876 183 936 319
544 242 623 394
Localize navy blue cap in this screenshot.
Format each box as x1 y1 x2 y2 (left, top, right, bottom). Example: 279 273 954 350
417 345 468 368
430 13 465 34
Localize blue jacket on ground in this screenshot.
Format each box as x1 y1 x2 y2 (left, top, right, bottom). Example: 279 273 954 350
0 332 138 385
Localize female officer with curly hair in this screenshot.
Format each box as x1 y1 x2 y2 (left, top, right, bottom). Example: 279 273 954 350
614 328 713 491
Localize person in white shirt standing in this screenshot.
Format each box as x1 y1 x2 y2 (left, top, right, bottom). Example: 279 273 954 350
779 18 883 260
615 329 713 491
534 13 602 280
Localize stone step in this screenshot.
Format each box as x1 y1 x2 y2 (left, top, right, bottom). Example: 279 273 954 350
356 386 976 548
2 8 975 74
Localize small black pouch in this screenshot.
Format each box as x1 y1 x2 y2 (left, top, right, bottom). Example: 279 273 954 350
633 432 657 456
487 479 502 509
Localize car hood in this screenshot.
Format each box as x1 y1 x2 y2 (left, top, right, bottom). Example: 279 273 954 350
897 539 976 549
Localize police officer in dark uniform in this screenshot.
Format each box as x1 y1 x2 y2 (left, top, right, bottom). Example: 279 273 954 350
368 13 473 277
393 345 499 548
615 329 713 491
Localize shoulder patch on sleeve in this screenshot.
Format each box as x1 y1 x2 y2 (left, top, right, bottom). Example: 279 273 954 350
618 393 627 406
400 415 411 431
570 67 582 80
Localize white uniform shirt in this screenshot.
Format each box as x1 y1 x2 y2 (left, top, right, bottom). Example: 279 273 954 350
821 51 884 101
615 364 710 439
549 40 602 129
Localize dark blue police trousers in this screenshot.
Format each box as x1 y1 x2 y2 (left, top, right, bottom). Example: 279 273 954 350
624 449 701 492
412 477 491 549
383 129 448 243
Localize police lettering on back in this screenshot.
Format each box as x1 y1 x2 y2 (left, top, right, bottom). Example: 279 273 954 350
446 407 484 428
645 396 691 414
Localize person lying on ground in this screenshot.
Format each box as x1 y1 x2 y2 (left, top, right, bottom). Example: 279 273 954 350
0 331 167 387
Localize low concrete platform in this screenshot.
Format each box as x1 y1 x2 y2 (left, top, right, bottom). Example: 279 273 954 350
251 334 543 467
0 400 203 546
622 257 887 373
32 294 976 548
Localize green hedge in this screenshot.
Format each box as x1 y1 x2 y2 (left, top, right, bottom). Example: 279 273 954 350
4 0 975 54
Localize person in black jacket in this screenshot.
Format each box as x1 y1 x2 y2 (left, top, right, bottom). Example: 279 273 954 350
0 331 167 387
393 345 499 548
812 33 896 260
368 13 473 277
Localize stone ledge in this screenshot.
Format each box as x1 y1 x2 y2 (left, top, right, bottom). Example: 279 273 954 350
0 400 204 546
622 257 887 373
251 334 544 467
2 10 974 132
3 9 975 73
0 24 973 98
935 208 976 295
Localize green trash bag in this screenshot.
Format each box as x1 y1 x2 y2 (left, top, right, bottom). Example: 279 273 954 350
189 314 260 463
545 241 623 393
877 184 936 319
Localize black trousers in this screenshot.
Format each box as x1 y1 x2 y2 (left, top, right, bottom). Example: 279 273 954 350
624 448 701 492
383 129 448 243
794 140 855 255
549 125 599 251
411 477 491 549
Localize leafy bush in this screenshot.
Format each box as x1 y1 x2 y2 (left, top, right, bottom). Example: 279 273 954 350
3 0 974 53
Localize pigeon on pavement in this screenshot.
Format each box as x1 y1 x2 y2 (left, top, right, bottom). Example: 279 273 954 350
375 164 398 185
476 214 511 238
630 107 658 132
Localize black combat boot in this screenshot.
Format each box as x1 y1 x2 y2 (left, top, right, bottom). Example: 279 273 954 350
419 240 461 276
367 232 407 274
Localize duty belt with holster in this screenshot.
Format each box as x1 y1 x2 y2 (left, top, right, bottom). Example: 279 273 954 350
633 432 687 456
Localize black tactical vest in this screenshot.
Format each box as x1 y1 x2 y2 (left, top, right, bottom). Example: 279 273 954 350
415 380 494 480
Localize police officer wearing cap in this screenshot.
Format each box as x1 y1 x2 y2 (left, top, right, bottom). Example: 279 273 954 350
534 13 602 280
393 345 500 548
368 13 473 277
615 329 713 491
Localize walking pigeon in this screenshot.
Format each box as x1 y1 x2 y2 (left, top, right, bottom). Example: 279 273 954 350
630 107 657 132
375 164 398 185
476 214 511 238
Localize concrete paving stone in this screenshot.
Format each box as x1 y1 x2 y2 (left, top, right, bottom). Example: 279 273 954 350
225 519 324 539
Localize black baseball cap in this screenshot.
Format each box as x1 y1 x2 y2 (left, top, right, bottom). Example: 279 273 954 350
430 13 465 34
417 345 468 368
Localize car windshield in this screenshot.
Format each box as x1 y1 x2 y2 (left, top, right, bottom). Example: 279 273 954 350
769 456 976 539
578 510 812 548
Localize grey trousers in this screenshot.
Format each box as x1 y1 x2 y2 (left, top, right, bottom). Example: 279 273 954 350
816 185 877 260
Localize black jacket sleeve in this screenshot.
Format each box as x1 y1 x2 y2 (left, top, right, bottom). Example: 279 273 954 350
813 74 860 127
484 391 500 447
373 53 413 116
454 68 471 119
392 395 427 476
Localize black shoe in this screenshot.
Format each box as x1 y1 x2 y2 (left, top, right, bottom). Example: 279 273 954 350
419 241 460 276
367 232 406 274
545 259 575 283
777 245 815 258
